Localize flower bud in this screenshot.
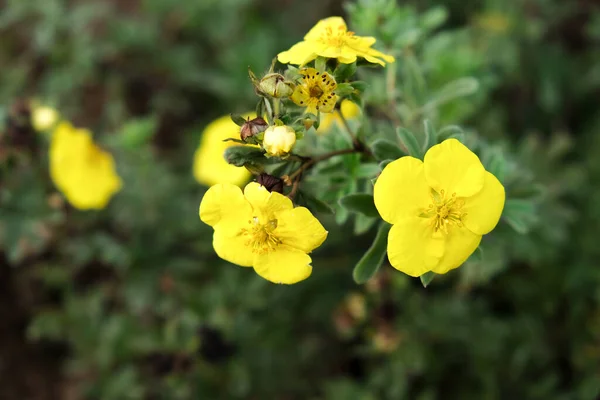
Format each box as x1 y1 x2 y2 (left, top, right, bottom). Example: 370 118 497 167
256 173 284 193
258 73 294 98
240 117 268 141
262 125 296 157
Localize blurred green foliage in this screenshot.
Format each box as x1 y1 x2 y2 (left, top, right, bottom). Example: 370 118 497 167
1 0 600 399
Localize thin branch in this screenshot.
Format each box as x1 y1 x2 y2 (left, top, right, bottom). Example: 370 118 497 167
286 148 358 199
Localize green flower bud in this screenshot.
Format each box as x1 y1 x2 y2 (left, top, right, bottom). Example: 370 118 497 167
258 73 295 98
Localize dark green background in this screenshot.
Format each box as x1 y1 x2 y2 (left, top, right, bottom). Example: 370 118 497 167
1 0 599 399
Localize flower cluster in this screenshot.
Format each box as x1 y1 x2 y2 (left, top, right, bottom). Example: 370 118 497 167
195 16 396 283
193 17 505 285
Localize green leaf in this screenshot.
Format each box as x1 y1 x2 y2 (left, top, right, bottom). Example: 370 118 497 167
354 214 378 235
339 194 379 218
119 116 157 149
468 246 484 263
350 81 368 92
485 147 507 183
353 222 391 284
420 271 435 287
315 56 327 73
297 190 334 215
502 199 538 234
230 113 247 126
370 139 404 161
335 83 355 97
420 6 448 31
397 127 422 158
355 163 380 178
379 159 393 170
436 125 465 142
423 119 435 151
333 62 357 82
423 77 479 112
224 146 279 167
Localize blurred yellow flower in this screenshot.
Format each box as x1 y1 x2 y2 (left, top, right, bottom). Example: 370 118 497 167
317 100 361 134
199 182 328 284
50 122 122 210
263 125 296 157
374 139 505 277
475 13 511 34
193 114 253 187
290 68 338 114
278 16 395 66
32 105 59 132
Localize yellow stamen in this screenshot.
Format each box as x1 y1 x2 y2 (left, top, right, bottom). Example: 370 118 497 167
239 217 281 254
421 189 467 234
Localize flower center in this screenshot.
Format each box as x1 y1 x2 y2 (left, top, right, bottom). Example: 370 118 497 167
421 189 466 234
309 85 324 98
240 217 281 254
321 25 353 47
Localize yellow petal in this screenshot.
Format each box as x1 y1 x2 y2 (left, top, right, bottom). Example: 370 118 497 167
374 157 431 224
304 16 347 41
275 207 328 252
253 245 312 284
244 182 293 217
462 171 505 235
340 100 361 119
387 217 445 277
424 139 485 198
199 183 252 230
277 41 320 65
193 114 253 187
213 226 254 267
49 122 121 210
316 100 361 134
432 227 481 274
290 85 311 108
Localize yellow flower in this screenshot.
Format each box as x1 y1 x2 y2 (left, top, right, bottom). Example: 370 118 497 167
291 68 338 114
32 106 59 132
193 114 253 187
374 139 505 277
262 125 296 157
199 182 328 284
50 122 122 210
317 100 361 134
475 13 511 34
278 16 395 66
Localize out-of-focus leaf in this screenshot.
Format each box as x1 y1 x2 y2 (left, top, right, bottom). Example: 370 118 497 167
503 198 538 234
423 77 479 112
334 62 357 82
119 116 157 149
353 222 391 284
370 139 404 161
224 146 279 167
297 190 334 215
420 271 435 287
339 194 379 218
397 127 422 158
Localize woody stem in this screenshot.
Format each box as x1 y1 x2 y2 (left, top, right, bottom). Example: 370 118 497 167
286 148 359 199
